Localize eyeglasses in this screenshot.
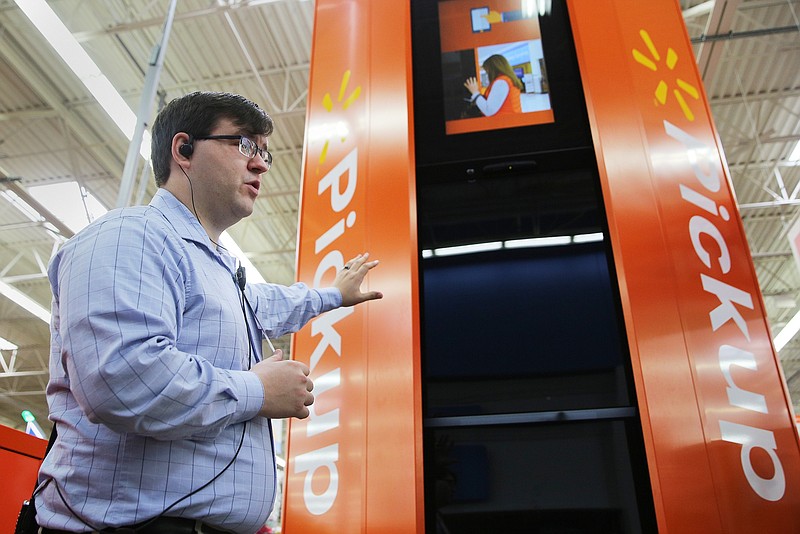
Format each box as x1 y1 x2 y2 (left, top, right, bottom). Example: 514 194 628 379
192 135 273 171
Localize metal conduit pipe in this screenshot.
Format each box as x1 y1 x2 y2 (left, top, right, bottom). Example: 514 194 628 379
692 25 798 43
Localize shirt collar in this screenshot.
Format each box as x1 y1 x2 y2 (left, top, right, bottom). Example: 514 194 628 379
149 189 239 271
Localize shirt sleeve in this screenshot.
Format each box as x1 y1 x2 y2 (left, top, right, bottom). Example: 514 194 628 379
475 79 510 117
50 215 263 441
244 283 342 339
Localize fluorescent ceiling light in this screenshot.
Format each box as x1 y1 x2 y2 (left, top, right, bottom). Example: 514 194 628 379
505 236 570 248
424 232 606 258
28 181 108 234
536 0 552 16
14 0 150 159
774 310 800 351
573 232 604 243
522 0 536 18
0 280 51 324
220 232 267 285
434 241 503 257
789 141 800 164
0 336 19 351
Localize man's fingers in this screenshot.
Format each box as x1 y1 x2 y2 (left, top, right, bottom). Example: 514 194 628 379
363 290 384 301
360 259 379 271
345 253 371 272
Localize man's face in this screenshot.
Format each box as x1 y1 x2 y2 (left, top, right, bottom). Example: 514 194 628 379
187 118 270 231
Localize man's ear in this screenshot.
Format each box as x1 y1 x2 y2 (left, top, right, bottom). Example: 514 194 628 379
173 132 193 163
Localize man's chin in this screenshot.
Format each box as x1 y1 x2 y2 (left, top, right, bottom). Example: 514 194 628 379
237 201 256 219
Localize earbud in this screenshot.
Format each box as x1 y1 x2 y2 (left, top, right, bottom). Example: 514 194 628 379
179 143 193 158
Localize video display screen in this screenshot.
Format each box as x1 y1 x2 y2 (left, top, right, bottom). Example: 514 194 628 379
438 0 555 135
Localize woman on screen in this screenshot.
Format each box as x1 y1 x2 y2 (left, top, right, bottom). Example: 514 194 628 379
463 54 523 117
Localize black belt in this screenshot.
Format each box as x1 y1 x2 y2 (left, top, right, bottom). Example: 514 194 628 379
40 516 233 534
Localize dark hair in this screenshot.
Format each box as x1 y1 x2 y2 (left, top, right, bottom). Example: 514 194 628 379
151 91 274 186
482 54 524 91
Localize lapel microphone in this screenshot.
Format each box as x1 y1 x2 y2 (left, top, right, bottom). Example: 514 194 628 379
235 265 246 291
235 263 276 353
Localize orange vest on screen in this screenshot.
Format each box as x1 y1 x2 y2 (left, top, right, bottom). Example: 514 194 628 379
486 74 522 114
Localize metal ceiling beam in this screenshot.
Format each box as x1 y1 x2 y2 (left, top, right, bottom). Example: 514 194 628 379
70 1 303 42
59 65 309 117
691 25 798 43
117 0 178 208
0 388 47 395
739 199 800 210
694 0 742 81
729 160 800 170
0 109 60 121
0 30 125 184
683 0 714 20
222 10 281 113
1 179 75 239
728 133 800 148
0 370 48 378
710 86 800 106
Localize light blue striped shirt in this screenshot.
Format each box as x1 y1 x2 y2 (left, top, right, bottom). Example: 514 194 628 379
37 188 340 533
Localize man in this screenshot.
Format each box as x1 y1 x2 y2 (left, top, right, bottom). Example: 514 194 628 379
35 91 382 533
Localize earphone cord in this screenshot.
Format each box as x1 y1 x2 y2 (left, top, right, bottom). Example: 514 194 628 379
51 275 253 532
133 276 255 531
178 165 222 250
134 276 256 529
50 420 247 533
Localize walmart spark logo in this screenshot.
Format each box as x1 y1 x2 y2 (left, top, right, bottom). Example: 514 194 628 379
315 70 362 168
633 29 699 122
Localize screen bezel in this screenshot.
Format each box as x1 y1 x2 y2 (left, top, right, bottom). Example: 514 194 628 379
439 0 556 135
412 0 594 178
